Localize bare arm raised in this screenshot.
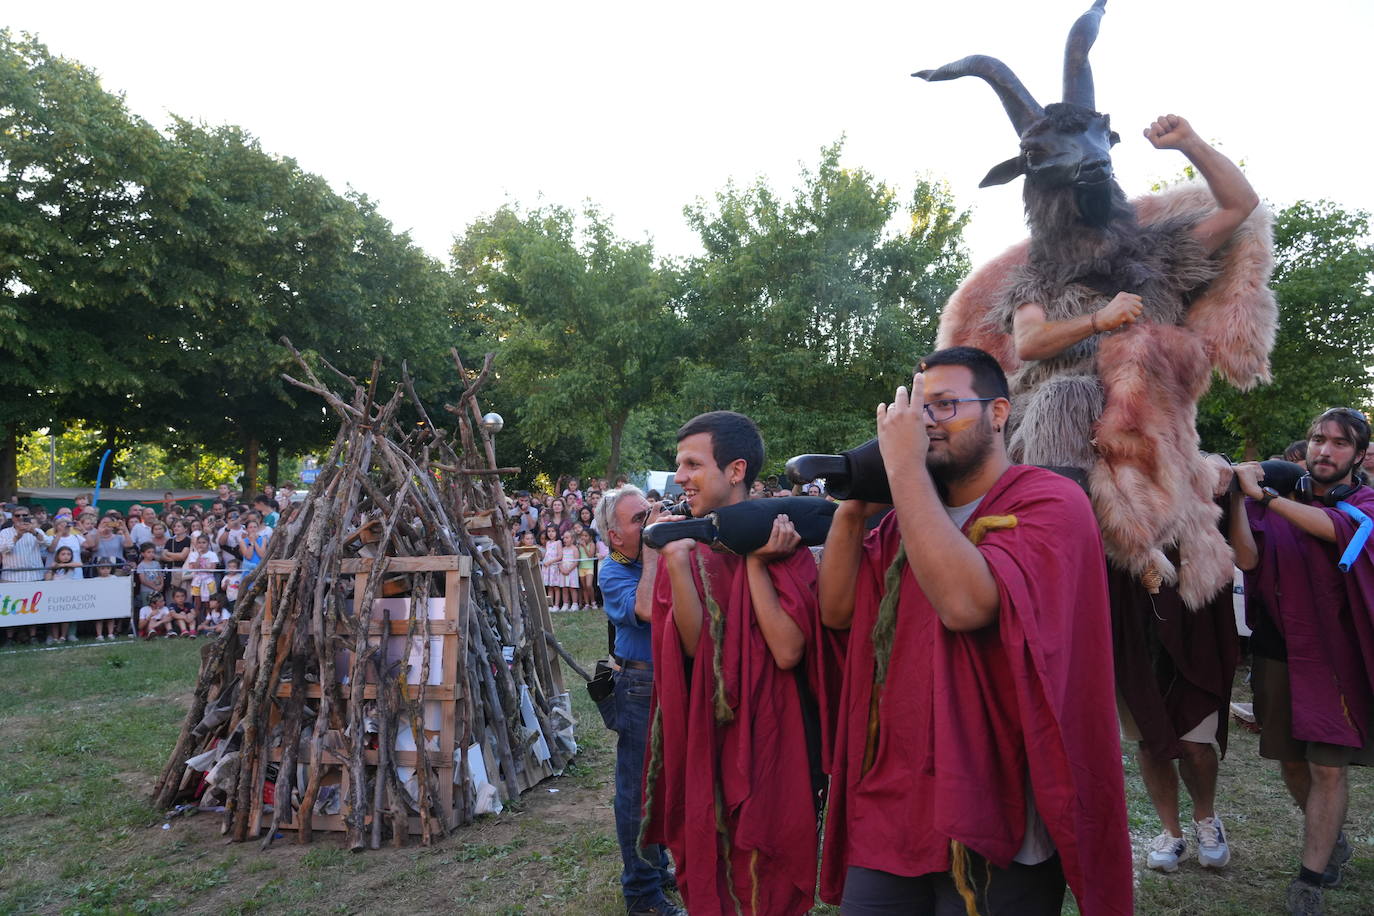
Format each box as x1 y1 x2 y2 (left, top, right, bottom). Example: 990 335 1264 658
1144 114 1259 256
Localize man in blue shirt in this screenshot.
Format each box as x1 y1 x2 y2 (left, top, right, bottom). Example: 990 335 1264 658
594 485 683 916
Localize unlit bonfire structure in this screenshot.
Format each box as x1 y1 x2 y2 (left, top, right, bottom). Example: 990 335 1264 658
153 340 580 850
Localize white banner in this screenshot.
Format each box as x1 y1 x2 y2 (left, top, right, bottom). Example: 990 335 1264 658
0 575 130 628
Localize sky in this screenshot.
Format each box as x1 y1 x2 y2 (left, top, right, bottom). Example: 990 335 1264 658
11 0 1374 266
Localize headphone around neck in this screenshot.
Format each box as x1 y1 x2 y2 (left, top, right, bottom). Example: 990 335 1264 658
1294 474 1364 508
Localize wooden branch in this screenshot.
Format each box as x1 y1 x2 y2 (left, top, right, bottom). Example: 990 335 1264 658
544 632 592 682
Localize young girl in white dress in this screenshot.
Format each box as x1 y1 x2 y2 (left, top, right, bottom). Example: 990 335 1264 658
557 530 580 611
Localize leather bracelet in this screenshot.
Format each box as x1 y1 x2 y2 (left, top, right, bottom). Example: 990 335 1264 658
1090 311 1101 333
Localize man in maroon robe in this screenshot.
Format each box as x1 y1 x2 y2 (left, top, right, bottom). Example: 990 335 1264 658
818 347 1131 915
1229 407 1374 915
641 410 833 916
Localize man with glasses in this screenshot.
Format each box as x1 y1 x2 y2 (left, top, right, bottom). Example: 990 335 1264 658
1 506 54 646
818 346 1130 915
1229 407 1374 915
593 486 683 916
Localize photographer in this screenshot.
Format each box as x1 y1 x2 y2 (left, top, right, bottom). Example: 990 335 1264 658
593 486 682 916
1228 407 1374 914
1 506 53 645
87 514 133 565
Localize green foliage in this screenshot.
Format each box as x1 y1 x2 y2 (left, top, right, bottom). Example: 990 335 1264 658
676 140 970 468
0 30 462 493
453 204 681 478
1198 200 1374 457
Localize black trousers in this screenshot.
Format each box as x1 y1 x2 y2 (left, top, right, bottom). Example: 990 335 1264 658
841 852 1066 916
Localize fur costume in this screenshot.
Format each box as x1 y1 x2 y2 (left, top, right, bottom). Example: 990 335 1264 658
936 183 1276 608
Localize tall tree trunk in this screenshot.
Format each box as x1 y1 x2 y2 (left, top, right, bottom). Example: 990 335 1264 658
604 413 627 479
242 436 260 498
0 426 17 498
267 442 281 490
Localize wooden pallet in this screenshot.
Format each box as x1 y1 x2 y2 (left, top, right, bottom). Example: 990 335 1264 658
246 554 471 837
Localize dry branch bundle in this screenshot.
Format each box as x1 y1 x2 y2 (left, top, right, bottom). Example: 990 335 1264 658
153 343 577 848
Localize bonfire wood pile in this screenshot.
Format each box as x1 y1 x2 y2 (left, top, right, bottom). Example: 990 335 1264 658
152 341 577 850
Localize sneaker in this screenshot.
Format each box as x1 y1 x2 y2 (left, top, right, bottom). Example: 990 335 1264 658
569 603 580 612
95 635 105 642
1146 831 1188 872
67 633 78 642
1195 816 1231 868
1286 877 1324 915
1323 831 1352 887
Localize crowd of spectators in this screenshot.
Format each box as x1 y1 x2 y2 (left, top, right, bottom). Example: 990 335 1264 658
0 482 299 647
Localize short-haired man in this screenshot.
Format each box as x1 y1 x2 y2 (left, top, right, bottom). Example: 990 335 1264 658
1 506 53 645
513 492 540 534
1230 407 1374 915
817 347 1130 914
593 486 682 916
641 411 830 916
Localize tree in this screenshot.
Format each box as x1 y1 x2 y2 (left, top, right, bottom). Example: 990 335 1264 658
0 30 170 493
676 140 970 467
1198 201 1374 458
452 204 681 478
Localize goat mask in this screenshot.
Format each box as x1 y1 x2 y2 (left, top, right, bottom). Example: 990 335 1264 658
915 0 1122 224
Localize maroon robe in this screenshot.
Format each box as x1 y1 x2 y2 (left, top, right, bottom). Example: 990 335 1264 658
820 465 1132 915
1245 486 1374 746
644 544 832 916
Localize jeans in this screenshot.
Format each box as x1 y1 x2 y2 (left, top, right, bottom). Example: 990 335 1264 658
613 665 672 910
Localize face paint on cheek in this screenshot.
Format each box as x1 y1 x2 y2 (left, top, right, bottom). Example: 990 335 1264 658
941 416 979 434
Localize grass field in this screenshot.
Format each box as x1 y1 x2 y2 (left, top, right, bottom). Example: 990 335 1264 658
1 615 1372 915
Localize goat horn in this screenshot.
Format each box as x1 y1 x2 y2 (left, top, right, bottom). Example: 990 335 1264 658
1063 0 1107 109
913 55 1044 136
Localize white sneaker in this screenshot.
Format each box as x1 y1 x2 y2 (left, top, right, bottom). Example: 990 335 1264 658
96 635 105 642
569 603 580 612
1147 832 1188 872
1195 816 1231 868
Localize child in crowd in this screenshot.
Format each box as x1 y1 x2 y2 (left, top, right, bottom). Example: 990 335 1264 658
575 529 597 610
166 587 196 637
221 556 242 612
558 530 580 612
594 533 610 607
44 546 83 644
199 594 230 637
540 525 563 610
185 534 219 616
134 542 165 606
92 560 125 639
139 593 173 639
47 517 84 575
239 517 270 577
163 519 192 593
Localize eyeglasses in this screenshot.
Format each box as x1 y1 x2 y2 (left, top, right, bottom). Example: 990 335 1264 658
630 507 652 526
923 397 996 423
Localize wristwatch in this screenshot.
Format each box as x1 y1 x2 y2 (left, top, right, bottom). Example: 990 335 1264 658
1259 486 1280 507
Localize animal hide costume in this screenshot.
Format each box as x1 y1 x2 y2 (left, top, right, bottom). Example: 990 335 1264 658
937 183 1277 608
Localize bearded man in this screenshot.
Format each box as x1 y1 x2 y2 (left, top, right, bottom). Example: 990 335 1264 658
818 346 1130 915
1229 407 1374 916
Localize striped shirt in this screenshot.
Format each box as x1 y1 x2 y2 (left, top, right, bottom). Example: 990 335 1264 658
0 526 53 582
